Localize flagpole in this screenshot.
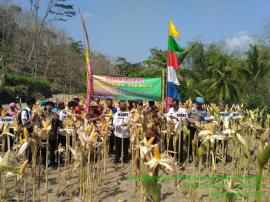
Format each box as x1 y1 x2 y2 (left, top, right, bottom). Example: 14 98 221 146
163 21 171 113
80 10 92 115
162 68 165 113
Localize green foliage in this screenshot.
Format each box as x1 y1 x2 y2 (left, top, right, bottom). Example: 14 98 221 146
143 48 167 69
114 57 142 76
202 55 240 102
0 72 52 103
239 45 270 94
1 2 270 107
140 163 161 202
115 42 270 107
244 96 265 110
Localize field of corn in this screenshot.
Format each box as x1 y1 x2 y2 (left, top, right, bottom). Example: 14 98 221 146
0 99 270 202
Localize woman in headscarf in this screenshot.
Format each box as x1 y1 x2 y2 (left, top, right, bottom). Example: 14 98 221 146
7 102 18 117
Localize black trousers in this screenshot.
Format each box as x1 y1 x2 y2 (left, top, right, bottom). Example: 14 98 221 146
40 139 57 166
114 136 129 161
57 134 66 164
58 134 66 146
49 139 57 165
109 131 115 154
40 142 46 166
187 126 198 158
26 127 33 164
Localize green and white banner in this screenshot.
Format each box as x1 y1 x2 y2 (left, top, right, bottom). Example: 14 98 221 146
93 75 162 101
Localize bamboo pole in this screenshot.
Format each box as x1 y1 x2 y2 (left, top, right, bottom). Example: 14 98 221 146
103 136 107 174
0 173 2 199
87 148 91 202
23 173 27 202
65 131 70 178
93 149 96 199
32 144 37 201
38 149 41 201
45 137 49 202
57 148 61 196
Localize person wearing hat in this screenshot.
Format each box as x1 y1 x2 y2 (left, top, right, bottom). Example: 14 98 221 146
87 101 105 123
39 100 46 107
187 96 208 161
7 102 18 117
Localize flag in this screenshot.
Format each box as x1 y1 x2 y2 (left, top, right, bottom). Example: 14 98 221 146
166 20 183 111
169 20 180 38
80 11 92 115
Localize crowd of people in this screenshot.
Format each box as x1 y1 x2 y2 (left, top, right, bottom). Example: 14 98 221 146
0 96 240 169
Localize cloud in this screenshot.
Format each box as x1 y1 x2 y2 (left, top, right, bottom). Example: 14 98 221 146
224 33 255 52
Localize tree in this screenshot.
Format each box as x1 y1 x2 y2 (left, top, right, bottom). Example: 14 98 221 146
239 45 270 95
114 57 142 76
202 54 240 102
186 41 206 80
27 0 76 75
143 48 167 69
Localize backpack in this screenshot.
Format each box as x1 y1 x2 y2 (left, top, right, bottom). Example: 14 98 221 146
17 109 30 125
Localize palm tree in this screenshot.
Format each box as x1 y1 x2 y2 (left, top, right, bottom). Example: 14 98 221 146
143 48 167 69
202 54 240 102
114 57 142 76
239 45 270 94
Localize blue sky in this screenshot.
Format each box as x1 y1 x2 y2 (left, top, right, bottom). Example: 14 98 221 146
12 0 270 62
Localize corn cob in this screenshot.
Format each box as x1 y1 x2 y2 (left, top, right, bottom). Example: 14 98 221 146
147 137 155 146
18 160 28 175
23 128 29 142
154 144 160 160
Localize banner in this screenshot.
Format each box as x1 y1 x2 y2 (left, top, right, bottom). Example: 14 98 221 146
93 75 162 101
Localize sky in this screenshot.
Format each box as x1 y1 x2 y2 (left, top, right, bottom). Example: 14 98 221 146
10 0 270 62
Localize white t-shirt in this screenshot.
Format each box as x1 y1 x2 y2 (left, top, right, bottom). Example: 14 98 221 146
166 107 188 121
220 111 241 121
231 112 242 119
220 111 231 121
58 109 67 122
113 111 130 138
21 107 33 128
166 107 188 132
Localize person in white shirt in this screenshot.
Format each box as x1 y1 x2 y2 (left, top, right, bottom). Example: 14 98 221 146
218 101 241 127
21 98 36 132
165 99 188 162
56 101 67 166
166 101 188 125
113 100 130 164
58 101 67 122
20 98 36 164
